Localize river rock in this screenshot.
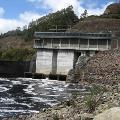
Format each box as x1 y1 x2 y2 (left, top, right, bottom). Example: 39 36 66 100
94 107 120 120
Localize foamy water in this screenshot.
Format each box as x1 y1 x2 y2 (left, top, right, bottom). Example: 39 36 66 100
0 78 88 118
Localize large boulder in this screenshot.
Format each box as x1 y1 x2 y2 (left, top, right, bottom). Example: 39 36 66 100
94 107 120 120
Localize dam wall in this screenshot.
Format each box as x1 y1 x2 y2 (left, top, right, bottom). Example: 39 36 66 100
36 49 74 75
57 50 74 74
0 61 30 78
34 32 112 76
36 49 53 74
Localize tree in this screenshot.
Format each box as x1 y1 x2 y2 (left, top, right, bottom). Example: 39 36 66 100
80 9 88 21
23 6 79 41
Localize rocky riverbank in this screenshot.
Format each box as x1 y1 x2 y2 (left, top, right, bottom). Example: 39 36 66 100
67 49 120 84
2 82 120 120
3 49 120 120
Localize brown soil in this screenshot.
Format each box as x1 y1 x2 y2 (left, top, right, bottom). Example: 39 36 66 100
0 36 33 50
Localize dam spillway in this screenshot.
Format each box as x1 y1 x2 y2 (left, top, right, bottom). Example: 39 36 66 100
34 32 112 75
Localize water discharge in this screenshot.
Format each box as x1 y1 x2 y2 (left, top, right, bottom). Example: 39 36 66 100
0 78 88 118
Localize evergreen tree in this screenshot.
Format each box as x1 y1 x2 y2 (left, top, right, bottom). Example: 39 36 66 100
80 9 88 21
23 6 79 41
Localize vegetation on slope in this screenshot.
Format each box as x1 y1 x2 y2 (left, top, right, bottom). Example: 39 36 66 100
0 3 120 61
23 6 79 41
0 6 79 61
0 48 35 61
0 6 79 42
0 36 33 50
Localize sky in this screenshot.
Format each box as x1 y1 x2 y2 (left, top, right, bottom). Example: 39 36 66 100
0 0 115 33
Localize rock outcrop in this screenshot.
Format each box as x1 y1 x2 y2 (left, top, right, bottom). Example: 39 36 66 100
94 107 120 120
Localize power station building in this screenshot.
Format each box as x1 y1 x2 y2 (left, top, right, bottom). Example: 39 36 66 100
34 32 112 75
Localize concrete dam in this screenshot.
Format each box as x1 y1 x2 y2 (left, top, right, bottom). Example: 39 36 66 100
34 32 112 76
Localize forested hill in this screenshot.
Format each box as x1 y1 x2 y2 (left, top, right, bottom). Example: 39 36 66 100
0 6 79 48
0 6 79 60
24 6 79 41
1 3 120 51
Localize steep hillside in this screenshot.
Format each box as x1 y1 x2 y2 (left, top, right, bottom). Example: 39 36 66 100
71 18 120 34
74 49 120 84
70 18 120 48
0 6 79 50
104 3 120 14
0 36 33 50
23 6 79 41
1 3 120 50
69 3 120 48
71 2 120 35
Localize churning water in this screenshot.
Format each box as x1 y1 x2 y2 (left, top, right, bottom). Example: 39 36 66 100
0 78 88 118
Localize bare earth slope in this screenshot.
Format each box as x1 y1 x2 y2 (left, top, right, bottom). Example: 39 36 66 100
71 18 120 35
75 49 120 84
0 36 33 50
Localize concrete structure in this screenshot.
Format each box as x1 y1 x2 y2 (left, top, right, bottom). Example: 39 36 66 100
34 32 112 75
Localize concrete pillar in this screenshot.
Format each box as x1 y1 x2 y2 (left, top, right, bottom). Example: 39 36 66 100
69 39 71 48
59 39 61 48
36 50 53 74
43 39 44 48
52 50 58 74
57 50 74 75
51 39 53 48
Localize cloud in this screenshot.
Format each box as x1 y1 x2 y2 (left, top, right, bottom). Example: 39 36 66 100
19 11 42 23
0 11 42 33
27 0 113 16
0 18 24 33
0 7 5 17
87 2 113 15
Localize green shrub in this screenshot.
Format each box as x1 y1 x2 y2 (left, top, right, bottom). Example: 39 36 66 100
89 84 105 96
0 48 35 61
84 95 96 113
84 84 105 113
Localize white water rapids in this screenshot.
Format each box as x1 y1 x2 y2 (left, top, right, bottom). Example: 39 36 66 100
0 78 89 118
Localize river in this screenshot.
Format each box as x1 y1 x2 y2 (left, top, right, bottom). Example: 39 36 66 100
0 78 88 119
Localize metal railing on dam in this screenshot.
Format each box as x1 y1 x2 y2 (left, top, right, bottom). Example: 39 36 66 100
34 45 109 51
34 32 112 39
